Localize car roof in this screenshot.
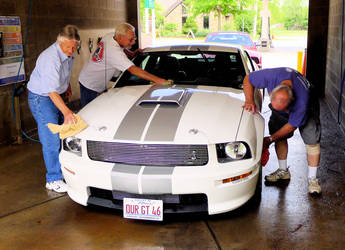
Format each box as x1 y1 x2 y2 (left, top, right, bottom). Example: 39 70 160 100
143 43 243 53
206 31 251 36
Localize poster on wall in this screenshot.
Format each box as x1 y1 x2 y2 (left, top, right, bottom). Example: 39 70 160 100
0 16 25 86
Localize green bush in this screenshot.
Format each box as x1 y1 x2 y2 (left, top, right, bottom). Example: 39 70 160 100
195 29 210 37
281 0 308 30
222 23 232 31
234 12 255 34
283 16 308 30
182 17 198 34
163 22 178 33
160 30 180 37
160 22 179 36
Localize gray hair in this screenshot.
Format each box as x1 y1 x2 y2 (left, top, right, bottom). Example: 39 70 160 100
115 23 135 37
271 84 294 103
57 25 80 43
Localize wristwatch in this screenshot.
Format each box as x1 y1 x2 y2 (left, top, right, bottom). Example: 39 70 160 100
269 136 273 143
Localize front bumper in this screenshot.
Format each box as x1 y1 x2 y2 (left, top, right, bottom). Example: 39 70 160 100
60 150 260 215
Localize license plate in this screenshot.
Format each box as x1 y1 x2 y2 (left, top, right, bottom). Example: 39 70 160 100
123 198 163 221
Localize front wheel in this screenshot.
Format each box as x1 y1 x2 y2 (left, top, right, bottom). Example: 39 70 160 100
249 166 262 206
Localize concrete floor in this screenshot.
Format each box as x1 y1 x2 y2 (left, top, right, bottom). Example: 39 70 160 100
1 99 345 249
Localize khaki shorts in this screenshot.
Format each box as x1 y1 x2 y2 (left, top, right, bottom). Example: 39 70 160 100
268 101 321 145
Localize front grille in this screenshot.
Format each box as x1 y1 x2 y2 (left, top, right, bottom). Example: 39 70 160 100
88 187 208 213
87 141 209 166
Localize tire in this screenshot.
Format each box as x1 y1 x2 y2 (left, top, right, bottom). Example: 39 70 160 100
249 166 262 206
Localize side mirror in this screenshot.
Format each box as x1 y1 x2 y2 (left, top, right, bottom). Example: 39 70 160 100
251 57 260 65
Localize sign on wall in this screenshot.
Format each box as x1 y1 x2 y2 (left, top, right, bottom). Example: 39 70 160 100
144 0 155 9
0 16 25 86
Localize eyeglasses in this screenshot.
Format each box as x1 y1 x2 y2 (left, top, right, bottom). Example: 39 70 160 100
129 36 137 42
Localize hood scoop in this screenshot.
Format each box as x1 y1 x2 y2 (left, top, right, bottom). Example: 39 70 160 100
138 88 185 107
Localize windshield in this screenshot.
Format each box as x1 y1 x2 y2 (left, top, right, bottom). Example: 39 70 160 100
115 51 246 89
205 33 254 47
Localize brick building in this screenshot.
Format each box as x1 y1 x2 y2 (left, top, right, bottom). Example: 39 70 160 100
156 0 232 33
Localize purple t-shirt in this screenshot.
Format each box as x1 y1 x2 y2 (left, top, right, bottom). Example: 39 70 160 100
249 67 310 127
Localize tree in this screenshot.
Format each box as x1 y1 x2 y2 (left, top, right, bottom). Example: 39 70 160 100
281 0 308 30
268 0 284 25
182 17 198 34
234 11 255 33
185 0 251 31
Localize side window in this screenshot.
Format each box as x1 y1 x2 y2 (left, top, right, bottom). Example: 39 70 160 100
140 55 150 70
243 51 254 72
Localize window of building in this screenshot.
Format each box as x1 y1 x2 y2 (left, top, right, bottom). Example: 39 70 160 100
182 16 187 25
182 5 187 15
203 16 209 29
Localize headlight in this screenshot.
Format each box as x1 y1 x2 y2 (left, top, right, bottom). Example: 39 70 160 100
216 141 251 163
225 142 247 159
63 137 82 156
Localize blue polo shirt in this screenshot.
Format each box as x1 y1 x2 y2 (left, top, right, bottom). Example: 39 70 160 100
249 67 311 127
27 42 74 96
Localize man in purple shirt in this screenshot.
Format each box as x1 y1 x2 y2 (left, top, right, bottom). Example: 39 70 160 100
243 67 321 194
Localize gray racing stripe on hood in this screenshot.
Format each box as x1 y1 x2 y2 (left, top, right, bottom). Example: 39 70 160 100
144 90 193 141
114 85 196 141
144 85 197 141
114 86 156 140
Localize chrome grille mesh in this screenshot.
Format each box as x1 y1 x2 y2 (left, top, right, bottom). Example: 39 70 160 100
87 141 208 166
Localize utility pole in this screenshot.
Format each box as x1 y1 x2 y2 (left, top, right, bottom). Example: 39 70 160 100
253 0 258 38
144 0 155 39
145 7 149 34
260 0 271 49
151 1 156 41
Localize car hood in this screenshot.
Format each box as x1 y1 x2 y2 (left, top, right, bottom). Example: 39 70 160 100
77 85 247 144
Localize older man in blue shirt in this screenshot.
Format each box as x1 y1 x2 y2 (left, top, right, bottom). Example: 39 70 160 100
243 67 322 194
27 25 80 193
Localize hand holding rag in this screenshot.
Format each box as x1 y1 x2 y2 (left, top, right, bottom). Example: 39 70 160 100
261 144 270 167
47 115 88 139
150 79 174 86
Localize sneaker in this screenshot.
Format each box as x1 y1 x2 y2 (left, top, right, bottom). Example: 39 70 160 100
308 178 321 194
265 168 291 182
46 180 67 193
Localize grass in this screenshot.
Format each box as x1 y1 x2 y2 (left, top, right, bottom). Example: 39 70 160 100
271 28 307 38
252 28 307 40
158 28 308 41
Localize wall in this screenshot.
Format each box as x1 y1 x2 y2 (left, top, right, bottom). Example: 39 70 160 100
325 0 345 133
0 0 138 145
306 0 329 99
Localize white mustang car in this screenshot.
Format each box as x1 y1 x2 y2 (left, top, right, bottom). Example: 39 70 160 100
60 44 264 221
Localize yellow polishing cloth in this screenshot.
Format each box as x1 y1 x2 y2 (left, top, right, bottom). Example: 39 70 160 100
150 79 174 86
47 115 88 139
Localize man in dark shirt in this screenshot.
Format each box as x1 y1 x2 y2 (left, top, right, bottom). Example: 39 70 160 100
243 67 321 194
